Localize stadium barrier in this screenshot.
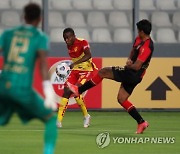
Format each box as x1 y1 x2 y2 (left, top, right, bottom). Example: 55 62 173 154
0 57 180 109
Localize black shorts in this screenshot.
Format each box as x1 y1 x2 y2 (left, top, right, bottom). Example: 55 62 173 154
112 66 142 95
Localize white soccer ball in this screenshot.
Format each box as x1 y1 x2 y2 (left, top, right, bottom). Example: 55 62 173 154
56 62 71 77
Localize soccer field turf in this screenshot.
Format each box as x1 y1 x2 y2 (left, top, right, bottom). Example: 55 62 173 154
0 111 180 154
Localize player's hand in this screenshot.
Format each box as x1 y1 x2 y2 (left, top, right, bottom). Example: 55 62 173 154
126 59 133 66
43 80 57 111
69 63 74 69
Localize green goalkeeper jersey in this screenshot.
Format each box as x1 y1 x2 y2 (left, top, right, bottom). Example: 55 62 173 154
0 25 49 88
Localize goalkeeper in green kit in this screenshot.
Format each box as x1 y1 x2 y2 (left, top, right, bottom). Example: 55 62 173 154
0 3 57 154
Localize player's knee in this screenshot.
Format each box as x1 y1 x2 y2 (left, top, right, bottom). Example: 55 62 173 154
117 97 126 105
64 87 71 93
117 98 123 104
63 87 72 98
98 67 108 78
75 96 83 106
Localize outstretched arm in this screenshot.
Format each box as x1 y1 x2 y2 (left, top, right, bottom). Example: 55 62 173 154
37 50 56 110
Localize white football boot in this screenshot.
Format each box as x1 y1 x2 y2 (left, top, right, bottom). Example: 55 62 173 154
56 120 62 128
83 114 91 128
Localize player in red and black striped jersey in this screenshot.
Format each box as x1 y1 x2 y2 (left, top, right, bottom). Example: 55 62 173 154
67 19 154 134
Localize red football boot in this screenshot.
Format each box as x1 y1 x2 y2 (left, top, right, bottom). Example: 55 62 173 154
136 121 149 134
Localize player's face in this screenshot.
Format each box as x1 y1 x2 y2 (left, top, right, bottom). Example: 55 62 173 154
63 32 75 46
137 29 144 39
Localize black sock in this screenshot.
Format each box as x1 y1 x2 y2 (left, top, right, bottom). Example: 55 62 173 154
79 80 95 94
128 108 145 124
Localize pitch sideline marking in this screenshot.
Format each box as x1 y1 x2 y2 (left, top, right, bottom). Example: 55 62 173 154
0 129 180 133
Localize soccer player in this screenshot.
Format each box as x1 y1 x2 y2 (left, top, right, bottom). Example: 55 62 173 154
56 28 98 128
0 3 57 154
67 19 154 134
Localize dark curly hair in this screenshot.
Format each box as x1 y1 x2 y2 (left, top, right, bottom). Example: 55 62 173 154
63 28 75 35
136 19 152 35
24 3 41 22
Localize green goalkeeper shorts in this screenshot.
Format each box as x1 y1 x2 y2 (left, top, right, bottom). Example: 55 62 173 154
0 80 53 125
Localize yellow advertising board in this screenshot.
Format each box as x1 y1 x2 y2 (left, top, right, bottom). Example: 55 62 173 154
102 58 180 109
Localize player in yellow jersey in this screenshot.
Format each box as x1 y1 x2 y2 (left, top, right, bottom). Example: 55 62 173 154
56 28 98 128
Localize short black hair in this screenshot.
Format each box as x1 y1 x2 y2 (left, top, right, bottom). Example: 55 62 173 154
24 3 41 22
63 28 75 35
136 19 152 35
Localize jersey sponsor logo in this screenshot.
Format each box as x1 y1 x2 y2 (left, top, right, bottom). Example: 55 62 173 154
48 60 87 105
74 46 78 52
140 48 145 54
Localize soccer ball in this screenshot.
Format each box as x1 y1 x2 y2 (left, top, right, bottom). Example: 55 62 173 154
56 62 71 77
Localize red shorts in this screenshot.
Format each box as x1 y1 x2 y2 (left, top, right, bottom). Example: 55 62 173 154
66 69 98 86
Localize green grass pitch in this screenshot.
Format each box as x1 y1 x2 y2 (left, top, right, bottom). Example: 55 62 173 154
0 111 180 154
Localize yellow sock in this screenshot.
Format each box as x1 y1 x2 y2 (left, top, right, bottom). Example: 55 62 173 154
57 97 68 122
75 95 88 117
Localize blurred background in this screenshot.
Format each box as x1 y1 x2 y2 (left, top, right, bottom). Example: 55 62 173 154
0 0 180 56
